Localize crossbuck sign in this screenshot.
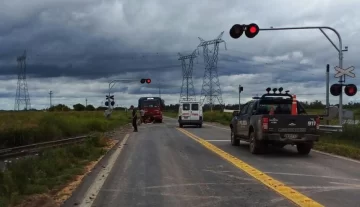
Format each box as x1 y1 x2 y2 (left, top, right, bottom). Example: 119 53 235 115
334 66 355 78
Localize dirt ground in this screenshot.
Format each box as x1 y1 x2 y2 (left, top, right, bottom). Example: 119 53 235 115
14 124 132 207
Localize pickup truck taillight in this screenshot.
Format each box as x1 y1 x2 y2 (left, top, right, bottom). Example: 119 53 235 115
316 117 320 129
262 117 269 131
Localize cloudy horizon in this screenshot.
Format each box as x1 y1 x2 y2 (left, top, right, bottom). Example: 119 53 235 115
1 0 360 110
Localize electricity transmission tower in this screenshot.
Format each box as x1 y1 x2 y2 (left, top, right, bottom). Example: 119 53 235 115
198 32 227 111
178 49 197 102
14 50 31 111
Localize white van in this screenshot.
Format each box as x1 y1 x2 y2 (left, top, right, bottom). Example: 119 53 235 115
178 101 203 128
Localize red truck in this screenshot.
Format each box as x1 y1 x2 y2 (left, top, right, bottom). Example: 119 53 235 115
138 97 165 123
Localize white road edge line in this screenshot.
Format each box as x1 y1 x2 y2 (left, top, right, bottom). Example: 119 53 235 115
164 116 360 164
79 134 130 207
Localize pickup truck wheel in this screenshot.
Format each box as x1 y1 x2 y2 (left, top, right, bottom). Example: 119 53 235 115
231 130 240 146
179 124 183 128
249 131 265 154
297 143 312 155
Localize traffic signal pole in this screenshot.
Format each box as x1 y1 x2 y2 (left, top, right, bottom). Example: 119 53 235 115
326 64 330 125
106 79 139 118
238 85 242 112
259 26 347 125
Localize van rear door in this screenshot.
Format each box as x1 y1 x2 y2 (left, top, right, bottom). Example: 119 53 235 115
190 103 200 121
181 103 191 121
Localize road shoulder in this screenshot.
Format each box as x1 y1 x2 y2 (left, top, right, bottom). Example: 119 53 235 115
60 126 131 207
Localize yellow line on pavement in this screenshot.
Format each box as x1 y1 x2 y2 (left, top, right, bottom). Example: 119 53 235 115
176 128 324 207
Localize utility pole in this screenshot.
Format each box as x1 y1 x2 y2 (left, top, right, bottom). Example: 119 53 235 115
49 91 53 109
85 98 88 107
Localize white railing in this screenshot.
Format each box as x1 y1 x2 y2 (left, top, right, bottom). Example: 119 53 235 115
318 125 343 132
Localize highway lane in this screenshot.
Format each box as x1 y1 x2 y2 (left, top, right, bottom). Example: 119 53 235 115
169 117 360 207
72 120 296 207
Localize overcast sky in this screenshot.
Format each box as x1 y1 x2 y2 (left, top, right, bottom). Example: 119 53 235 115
1 0 360 110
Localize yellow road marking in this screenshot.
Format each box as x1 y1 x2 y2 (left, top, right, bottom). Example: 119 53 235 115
177 128 324 207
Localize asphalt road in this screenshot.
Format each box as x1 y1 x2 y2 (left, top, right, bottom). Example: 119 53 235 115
64 117 360 207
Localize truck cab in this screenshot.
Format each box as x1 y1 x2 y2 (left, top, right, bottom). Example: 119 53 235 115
138 97 165 123
178 101 203 128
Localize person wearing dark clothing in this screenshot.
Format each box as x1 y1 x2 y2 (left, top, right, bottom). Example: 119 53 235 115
130 105 138 132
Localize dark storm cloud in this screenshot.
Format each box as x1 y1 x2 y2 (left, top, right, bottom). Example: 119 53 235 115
0 91 15 98
126 86 180 95
0 0 359 110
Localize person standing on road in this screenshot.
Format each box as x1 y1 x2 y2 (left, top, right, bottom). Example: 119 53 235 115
130 105 138 132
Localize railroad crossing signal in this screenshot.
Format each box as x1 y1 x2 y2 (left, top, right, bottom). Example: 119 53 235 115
140 78 151 84
106 95 114 100
330 83 357 96
334 66 355 78
229 23 259 39
344 84 357 96
105 95 115 106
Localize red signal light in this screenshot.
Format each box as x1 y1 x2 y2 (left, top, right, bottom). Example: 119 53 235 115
230 23 260 39
245 23 259 38
146 79 151 84
344 84 357 96
249 26 257 33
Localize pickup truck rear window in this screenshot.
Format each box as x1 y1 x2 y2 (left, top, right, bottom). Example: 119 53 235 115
258 104 291 114
257 100 306 115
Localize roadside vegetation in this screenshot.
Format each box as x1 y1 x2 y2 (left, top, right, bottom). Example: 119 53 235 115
0 104 131 207
0 135 114 207
164 106 360 160
0 110 131 148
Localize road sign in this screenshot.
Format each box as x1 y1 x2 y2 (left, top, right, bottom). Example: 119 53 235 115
334 66 355 78
342 109 354 119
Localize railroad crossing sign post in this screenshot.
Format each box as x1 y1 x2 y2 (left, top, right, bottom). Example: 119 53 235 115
334 66 355 78
106 79 139 118
256 26 347 125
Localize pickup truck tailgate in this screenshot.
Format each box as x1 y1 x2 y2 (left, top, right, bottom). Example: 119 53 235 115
266 115 318 134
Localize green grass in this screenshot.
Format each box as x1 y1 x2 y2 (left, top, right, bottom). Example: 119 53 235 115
314 125 360 160
0 111 131 206
0 111 131 148
0 135 111 207
164 109 360 160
